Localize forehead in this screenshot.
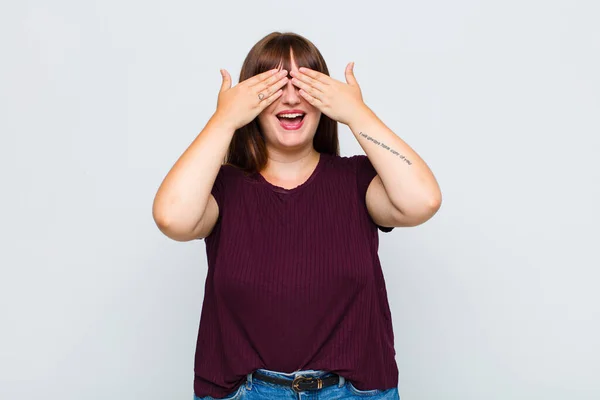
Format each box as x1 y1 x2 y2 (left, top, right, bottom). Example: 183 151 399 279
275 49 301 71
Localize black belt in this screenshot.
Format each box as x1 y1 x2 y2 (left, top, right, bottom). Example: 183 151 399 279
252 370 341 393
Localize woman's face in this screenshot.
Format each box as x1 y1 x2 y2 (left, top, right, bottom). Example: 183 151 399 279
257 51 321 151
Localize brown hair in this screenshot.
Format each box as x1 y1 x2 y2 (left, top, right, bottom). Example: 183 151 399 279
224 31 340 174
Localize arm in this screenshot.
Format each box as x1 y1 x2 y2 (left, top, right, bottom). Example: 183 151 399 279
349 106 442 227
152 113 235 241
153 67 290 241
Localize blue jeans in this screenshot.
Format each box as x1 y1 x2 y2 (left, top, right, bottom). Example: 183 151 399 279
194 368 400 399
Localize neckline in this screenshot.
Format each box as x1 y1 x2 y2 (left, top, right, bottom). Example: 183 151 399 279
254 153 325 194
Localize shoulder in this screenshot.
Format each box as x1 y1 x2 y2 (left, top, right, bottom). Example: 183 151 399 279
210 163 250 204
331 154 377 180
220 162 242 175
322 153 360 173
329 153 371 168
216 163 251 184
318 153 376 186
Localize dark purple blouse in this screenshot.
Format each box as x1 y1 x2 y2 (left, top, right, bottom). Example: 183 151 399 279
194 152 398 398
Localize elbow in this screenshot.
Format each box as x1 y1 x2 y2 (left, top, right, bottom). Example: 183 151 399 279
152 215 198 242
152 201 195 242
425 193 442 220
152 198 171 230
429 193 442 212
401 194 442 226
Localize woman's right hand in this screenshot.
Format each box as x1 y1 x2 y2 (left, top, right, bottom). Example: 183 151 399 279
215 68 289 131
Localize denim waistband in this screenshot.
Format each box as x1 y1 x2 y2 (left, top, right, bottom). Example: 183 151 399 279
248 368 346 387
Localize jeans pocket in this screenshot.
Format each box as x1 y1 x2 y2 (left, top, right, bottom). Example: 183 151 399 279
194 383 246 400
345 380 384 396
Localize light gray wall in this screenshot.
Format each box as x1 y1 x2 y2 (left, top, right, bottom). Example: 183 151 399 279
1 1 598 399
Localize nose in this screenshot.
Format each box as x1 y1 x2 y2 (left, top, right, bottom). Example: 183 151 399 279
280 77 301 105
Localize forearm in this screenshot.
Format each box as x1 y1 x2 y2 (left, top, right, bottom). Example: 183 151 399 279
152 112 235 235
348 106 442 214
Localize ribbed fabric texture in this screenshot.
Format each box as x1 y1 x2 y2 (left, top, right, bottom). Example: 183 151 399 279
194 152 398 398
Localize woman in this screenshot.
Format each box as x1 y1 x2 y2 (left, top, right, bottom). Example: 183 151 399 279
153 31 442 400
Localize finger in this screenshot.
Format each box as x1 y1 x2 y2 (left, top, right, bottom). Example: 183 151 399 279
291 76 322 101
298 89 321 107
291 71 326 94
242 68 280 87
297 67 330 85
257 75 288 102
260 88 284 108
345 62 358 86
252 69 288 91
259 89 283 112
219 69 231 92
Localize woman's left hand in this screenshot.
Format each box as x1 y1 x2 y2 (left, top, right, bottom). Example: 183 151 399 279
290 62 368 126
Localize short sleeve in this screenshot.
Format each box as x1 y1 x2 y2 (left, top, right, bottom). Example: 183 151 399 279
195 164 229 240
210 164 228 211
353 155 395 233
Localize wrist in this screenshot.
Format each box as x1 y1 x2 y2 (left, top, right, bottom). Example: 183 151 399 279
210 111 239 132
347 104 374 130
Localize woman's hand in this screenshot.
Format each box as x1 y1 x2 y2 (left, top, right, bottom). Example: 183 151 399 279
290 62 368 126
215 68 290 131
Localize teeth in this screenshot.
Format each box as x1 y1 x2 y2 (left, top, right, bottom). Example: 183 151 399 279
278 113 304 118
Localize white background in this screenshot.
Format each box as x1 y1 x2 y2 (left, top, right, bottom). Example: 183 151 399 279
1 0 599 399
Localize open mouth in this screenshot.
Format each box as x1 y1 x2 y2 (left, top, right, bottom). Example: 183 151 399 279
276 113 306 130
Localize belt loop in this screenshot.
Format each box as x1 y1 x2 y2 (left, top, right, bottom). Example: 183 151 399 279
338 375 345 388
246 372 253 390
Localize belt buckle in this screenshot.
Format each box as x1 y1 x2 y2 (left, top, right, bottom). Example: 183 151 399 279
292 376 322 393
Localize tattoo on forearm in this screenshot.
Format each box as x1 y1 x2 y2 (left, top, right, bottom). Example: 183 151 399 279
358 132 413 165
